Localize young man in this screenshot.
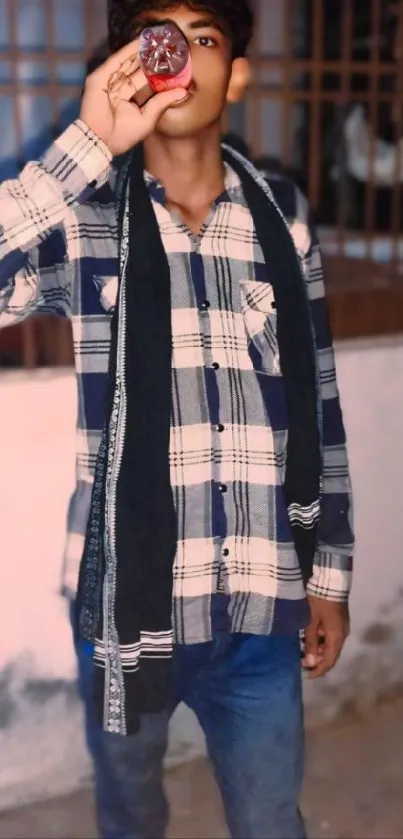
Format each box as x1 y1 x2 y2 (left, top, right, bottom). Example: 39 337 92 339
0 2 354 837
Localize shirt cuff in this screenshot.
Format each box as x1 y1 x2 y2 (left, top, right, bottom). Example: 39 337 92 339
306 550 353 602
41 119 112 199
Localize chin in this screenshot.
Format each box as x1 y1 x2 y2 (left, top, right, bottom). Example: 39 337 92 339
156 109 221 139
155 123 207 139
155 93 224 137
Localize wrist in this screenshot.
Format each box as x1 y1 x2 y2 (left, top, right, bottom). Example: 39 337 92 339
78 112 113 154
307 550 353 602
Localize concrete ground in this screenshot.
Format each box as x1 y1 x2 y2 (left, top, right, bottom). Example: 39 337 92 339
0 697 402 839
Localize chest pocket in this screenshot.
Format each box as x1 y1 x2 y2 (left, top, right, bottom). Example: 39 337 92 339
93 275 118 313
240 279 281 376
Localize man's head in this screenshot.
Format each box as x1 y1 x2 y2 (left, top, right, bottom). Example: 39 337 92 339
107 1 254 138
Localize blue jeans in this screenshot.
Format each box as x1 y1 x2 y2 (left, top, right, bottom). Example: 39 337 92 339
75 628 305 839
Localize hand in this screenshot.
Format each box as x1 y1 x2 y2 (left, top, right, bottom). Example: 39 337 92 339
80 40 187 157
302 596 350 679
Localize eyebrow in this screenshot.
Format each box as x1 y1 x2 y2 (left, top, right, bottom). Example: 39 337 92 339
187 18 226 35
137 16 227 37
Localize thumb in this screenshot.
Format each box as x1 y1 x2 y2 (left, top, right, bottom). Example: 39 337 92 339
303 621 320 669
141 87 188 128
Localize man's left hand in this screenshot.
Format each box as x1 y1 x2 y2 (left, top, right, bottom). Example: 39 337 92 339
302 596 350 679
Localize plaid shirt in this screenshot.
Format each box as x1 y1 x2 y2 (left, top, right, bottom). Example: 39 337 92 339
0 120 354 642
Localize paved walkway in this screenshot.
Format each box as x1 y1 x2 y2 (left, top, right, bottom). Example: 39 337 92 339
0 698 402 839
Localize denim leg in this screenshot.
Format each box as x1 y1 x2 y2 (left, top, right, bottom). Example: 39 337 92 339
185 633 306 839
73 624 170 839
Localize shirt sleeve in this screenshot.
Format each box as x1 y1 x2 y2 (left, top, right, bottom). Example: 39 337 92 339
293 192 354 602
0 119 112 326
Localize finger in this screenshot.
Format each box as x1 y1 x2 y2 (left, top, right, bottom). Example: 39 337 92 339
107 55 140 88
92 39 140 84
140 87 189 128
307 632 344 680
302 620 320 670
317 628 326 656
108 67 148 106
119 55 141 76
107 65 144 95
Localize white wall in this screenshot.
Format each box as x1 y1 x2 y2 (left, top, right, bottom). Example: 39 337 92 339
305 336 403 723
1 335 403 809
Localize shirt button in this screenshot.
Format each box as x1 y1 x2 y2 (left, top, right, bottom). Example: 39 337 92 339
222 548 230 557
201 300 210 310
211 362 220 370
219 484 228 494
215 424 225 432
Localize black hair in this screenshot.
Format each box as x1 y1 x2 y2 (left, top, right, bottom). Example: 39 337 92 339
108 0 254 59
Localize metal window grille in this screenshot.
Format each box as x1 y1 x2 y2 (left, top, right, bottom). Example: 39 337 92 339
0 0 402 366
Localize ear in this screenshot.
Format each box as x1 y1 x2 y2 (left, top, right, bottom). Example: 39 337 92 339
226 58 251 104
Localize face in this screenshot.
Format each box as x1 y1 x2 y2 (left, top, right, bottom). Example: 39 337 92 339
132 4 248 138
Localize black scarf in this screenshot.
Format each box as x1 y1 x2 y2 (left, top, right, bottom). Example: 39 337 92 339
76 143 321 736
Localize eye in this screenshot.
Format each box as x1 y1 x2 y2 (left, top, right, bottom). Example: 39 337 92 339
193 36 217 48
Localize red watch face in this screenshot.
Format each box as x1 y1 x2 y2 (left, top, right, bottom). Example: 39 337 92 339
139 22 193 93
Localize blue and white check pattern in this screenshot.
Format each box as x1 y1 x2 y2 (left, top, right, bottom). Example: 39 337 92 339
0 120 354 643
